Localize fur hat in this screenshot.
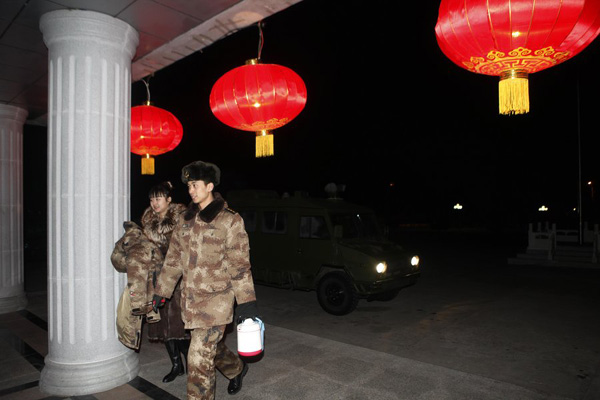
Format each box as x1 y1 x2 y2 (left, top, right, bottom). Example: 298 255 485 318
181 160 221 186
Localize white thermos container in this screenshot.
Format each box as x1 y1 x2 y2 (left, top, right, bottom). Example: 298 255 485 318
237 317 265 356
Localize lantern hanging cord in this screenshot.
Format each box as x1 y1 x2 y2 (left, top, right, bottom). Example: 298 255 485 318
257 21 264 61
142 77 151 104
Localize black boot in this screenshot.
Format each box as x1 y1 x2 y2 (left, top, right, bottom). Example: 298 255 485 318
163 340 184 383
227 361 248 395
177 339 190 374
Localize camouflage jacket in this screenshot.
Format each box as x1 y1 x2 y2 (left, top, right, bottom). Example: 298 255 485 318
154 193 256 329
111 221 163 312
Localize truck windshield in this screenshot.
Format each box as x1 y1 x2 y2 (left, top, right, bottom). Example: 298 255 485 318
330 213 383 240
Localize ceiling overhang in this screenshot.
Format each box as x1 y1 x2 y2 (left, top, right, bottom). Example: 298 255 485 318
0 0 302 126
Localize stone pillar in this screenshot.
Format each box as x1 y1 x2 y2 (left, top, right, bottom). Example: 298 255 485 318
39 10 139 396
0 104 28 314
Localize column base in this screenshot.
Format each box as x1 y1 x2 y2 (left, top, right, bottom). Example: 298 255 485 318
0 292 27 314
39 349 139 396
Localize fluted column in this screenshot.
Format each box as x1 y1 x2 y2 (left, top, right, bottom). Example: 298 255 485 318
0 104 28 314
39 10 139 396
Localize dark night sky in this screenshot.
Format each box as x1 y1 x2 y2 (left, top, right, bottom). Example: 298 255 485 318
25 0 600 231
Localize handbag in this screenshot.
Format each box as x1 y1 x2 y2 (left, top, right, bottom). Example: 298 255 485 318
116 287 143 350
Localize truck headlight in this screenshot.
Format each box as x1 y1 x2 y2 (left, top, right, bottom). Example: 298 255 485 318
411 256 420 267
375 262 387 273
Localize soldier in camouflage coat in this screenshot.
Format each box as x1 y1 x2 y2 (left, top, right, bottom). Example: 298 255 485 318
141 181 190 383
153 160 259 400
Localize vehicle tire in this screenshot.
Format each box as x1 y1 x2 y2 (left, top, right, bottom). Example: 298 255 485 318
317 273 359 315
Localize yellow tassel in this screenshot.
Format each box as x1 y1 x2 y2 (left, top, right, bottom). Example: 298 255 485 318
141 155 155 175
498 69 529 115
255 130 274 158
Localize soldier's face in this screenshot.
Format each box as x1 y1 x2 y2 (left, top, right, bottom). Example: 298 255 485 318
188 180 214 209
150 195 171 217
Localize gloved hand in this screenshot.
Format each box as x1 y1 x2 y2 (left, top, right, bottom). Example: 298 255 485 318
235 300 260 324
152 294 166 313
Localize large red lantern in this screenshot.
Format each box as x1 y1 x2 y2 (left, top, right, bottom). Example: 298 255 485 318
210 58 307 157
130 103 183 175
435 0 600 115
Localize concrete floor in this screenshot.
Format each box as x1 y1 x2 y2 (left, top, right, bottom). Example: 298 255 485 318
1 229 599 399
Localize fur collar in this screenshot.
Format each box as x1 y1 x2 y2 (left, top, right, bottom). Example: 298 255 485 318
141 203 186 253
184 192 225 223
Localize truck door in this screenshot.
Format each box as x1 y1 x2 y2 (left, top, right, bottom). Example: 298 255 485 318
294 214 336 288
255 210 297 286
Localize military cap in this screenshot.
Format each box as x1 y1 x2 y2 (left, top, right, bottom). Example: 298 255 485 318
181 160 221 186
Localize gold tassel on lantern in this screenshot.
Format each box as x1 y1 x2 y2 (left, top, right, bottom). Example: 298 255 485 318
256 130 274 158
141 154 155 175
498 69 529 115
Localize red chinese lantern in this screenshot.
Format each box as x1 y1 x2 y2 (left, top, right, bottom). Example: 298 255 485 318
130 102 183 175
435 0 600 115
210 58 307 157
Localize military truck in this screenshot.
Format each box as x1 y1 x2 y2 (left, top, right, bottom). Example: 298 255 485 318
227 190 420 315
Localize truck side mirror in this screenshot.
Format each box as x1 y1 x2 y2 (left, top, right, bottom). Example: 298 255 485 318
333 225 343 238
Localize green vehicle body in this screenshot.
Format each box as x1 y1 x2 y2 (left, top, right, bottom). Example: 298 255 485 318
227 190 421 315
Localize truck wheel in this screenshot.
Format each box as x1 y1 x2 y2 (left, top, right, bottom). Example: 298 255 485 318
317 273 359 315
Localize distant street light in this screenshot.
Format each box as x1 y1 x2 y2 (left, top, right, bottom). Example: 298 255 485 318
538 205 549 212
588 181 594 200
453 203 463 210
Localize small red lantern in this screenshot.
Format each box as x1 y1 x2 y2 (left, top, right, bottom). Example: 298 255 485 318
130 103 183 175
435 0 600 115
210 58 307 157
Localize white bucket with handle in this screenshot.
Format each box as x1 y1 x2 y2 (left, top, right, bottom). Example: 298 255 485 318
237 317 264 356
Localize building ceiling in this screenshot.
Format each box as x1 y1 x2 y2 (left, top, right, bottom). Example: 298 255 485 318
0 0 301 125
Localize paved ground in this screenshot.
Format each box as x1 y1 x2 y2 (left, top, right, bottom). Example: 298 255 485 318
249 230 600 400
1 229 599 399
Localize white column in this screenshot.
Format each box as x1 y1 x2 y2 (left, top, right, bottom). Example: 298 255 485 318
0 104 28 314
39 10 139 396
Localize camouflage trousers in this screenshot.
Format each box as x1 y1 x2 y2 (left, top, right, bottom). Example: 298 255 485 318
187 325 244 400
